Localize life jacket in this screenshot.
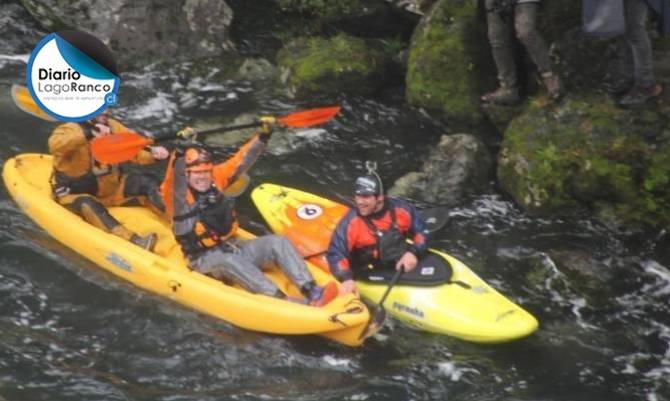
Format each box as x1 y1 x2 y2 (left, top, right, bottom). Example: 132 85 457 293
351 206 408 270
173 185 239 258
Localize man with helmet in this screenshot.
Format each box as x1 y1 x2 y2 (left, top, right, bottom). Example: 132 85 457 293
326 165 430 295
162 125 337 306
48 110 169 251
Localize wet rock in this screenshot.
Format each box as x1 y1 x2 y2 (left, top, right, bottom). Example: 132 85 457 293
405 0 492 124
0 2 46 54
497 95 670 230
273 0 364 21
276 33 393 98
388 0 437 15
19 0 234 67
200 113 258 147
237 58 277 82
389 133 493 205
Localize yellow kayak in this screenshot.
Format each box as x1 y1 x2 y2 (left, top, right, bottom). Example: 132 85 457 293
251 183 539 343
2 154 370 346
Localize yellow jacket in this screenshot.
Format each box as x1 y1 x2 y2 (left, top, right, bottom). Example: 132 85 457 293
48 119 155 199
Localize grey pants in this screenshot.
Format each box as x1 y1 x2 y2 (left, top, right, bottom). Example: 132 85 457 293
485 0 552 88
625 0 655 87
190 234 314 297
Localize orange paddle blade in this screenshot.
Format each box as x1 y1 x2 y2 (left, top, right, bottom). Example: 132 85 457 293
277 106 341 128
90 131 154 164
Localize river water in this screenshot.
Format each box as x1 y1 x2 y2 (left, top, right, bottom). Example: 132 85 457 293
1 5 670 401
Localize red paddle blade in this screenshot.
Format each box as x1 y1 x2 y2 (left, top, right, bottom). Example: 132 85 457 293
90 131 154 164
277 106 341 128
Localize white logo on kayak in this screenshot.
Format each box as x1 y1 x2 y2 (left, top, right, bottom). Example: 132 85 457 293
296 204 323 220
420 266 435 275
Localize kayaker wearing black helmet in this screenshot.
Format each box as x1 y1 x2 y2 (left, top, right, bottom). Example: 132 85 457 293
326 162 430 295
160 124 337 307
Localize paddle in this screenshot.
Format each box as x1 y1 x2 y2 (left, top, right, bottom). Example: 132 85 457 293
90 106 341 164
11 84 56 122
359 268 403 340
418 206 450 234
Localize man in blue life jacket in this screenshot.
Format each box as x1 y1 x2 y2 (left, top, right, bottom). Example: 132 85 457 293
326 167 430 295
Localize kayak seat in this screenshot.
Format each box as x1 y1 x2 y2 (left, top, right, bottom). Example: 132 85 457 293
354 252 453 287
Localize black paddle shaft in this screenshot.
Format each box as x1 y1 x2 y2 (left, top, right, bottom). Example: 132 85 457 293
154 121 262 142
377 268 404 309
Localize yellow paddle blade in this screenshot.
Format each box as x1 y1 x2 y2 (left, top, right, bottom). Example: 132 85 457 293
11 84 57 122
223 173 251 197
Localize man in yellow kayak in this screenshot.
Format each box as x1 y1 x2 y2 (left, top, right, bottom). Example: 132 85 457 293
161 125 337 306
48 110 169 251
326 167 430 295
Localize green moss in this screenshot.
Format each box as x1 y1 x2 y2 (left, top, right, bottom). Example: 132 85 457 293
277 33 389 96
405 0 488 122
498 96 670 228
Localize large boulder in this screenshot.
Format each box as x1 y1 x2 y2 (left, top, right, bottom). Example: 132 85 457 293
276 33 393 98
497 95 670 230
389 133 493 205
405 0 492 124
19 0 234 67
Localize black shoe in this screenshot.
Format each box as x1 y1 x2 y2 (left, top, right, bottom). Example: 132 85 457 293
131 233 157 251
619 84 663 106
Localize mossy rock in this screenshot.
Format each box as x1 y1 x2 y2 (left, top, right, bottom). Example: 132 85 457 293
405 0 492 124
498 94 670 229
276 33 392 97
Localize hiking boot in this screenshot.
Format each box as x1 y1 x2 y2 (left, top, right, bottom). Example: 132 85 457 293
308 281 338 307
131 233 158 252
541 71 563 100
481 86 520 105
618 84 663 106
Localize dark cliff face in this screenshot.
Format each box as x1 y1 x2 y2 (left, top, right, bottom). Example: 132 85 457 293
18 0 235 67
0 2 47 54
